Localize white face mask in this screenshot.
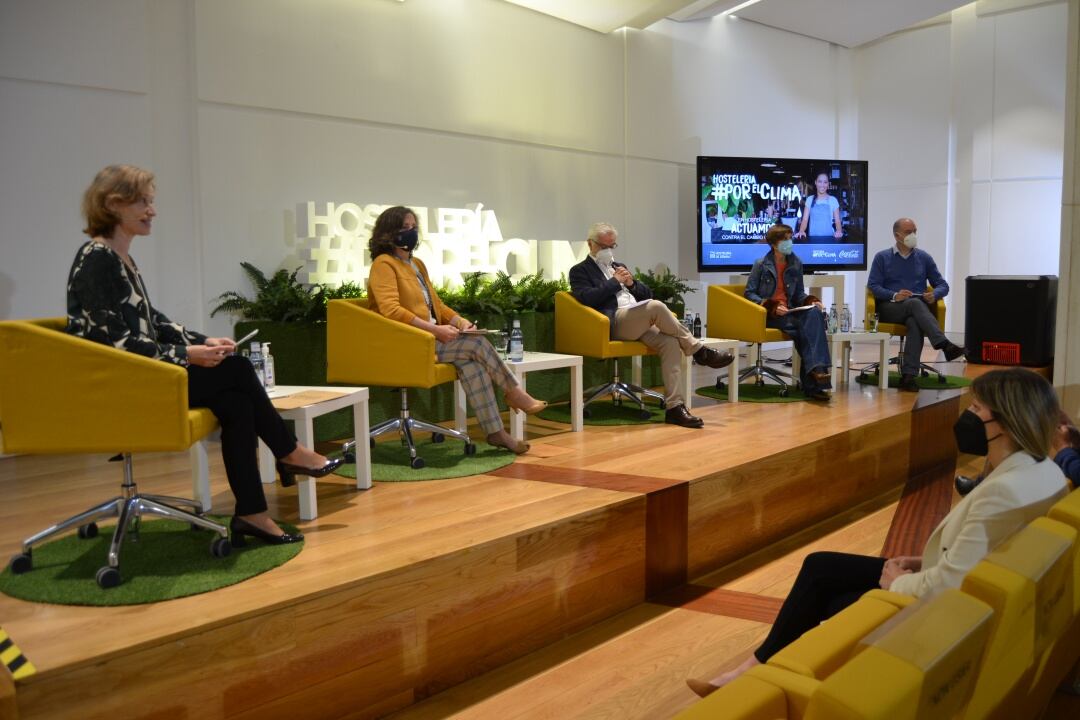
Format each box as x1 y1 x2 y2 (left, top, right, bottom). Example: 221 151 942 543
902 232 918 249
594 247 615 266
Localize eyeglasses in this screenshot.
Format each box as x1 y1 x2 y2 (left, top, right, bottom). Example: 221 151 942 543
593 241 618 250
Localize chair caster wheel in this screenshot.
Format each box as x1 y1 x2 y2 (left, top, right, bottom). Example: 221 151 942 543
78 522 99 539
778 388 790 398
190 516 206 531
210 537 232 558
432 432 445 444
638 410 652 420
343 452 356 463
96 566 121 589
410 457 426 470
583 408 592 419
658 400 666 410
920 370 930 378
9 552 32 574
937 375 947 384
464 443 477 456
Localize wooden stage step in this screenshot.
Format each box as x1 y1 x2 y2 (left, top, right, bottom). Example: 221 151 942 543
0 379 966 719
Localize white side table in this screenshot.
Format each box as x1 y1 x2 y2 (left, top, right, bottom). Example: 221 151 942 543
683 338 740 409
829 331 891 390
505 352 583 441
260 385 371 521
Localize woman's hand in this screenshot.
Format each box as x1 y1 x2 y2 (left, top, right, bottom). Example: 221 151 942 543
880 558 914 589
432 324 460 344
187 344 228 367
891 555 922 572
793 231 806 239
774 304 789 317
833 230 843 239
205 337 238 353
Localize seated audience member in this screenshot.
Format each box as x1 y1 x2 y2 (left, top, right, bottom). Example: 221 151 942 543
568 222 733 428
866 217 966 392
365 206 544 455
957 408 1080 495
688 367 1068 697
743 223 832 401
1053 411 1080 488
67 164 342 546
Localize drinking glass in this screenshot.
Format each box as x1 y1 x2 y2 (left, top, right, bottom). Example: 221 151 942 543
867 313 879 333
491 331 509 360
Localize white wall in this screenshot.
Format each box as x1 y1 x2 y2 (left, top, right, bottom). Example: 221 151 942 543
855 1 1067 333
0 0 1069 347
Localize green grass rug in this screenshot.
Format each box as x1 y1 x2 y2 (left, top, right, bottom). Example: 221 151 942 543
855 370 971 390
537 401 666 426
0 516 302 606
696 382 808 403
333 440 515 482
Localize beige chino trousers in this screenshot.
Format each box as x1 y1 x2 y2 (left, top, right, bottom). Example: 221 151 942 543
613 299 702 407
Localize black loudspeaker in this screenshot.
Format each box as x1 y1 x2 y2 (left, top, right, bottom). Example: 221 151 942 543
964 275 1057 366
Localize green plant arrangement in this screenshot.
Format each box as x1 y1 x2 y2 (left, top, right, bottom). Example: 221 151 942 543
437 271 569 318
209 263 365 323
632 267 695 309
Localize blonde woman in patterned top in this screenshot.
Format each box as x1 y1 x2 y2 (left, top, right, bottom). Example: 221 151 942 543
66 164 343 546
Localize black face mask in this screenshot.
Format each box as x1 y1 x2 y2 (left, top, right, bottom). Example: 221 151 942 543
953 409 1000 456
394 227 419 252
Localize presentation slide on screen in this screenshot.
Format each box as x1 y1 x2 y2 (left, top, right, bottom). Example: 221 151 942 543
698 157 868 271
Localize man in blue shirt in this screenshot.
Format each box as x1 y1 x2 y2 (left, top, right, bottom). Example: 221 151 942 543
867 218 965 391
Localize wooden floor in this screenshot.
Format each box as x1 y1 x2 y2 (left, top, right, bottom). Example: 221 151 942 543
2 345 1073 719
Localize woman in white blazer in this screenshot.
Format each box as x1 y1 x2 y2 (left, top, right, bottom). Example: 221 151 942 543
689 367 1068 697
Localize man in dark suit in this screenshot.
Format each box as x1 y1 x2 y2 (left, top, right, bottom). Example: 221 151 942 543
568 222 733 428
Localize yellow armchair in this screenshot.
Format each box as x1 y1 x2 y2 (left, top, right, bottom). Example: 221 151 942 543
863 288 948 383
327 299 474 469
0 319 229 589
707 284 799 393
554 291 663 416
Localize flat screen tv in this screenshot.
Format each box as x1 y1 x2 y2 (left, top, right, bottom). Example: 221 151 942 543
697 156 868 273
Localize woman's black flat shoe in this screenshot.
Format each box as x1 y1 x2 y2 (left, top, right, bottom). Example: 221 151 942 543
275 457 345 487
230 516 304 547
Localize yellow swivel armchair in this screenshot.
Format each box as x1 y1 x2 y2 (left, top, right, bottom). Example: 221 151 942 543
707 284 800 396
327 299 475 469
0 319 230 589
862 287 948 384
554 291 663 418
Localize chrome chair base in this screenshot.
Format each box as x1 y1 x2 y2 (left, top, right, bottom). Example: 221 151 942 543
739 342 798 392
341 388 475 470
582 359 665 417
860 337 944 382
11 454 229 588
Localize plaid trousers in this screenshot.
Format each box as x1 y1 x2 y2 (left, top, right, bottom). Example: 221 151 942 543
436 334 518 434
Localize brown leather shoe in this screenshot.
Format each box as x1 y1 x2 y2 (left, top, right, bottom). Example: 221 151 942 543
665 404 704 428
898 374 919 392
810 369 831 385
693 346 734 369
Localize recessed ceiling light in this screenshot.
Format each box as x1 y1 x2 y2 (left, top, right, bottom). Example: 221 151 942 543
721 0 764 18
760 162 777 168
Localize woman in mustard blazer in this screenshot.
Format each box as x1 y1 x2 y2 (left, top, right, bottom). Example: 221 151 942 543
366 206 545 454
688 367 1069 697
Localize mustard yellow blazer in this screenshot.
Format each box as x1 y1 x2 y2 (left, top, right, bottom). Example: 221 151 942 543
367 253 458 326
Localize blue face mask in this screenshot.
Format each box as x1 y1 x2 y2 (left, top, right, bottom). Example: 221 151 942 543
777 239 793 255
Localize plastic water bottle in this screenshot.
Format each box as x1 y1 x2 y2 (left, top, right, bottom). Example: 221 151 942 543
509 319 524 362
692 312 702 339
262 342 276 389
828 305 839 334
684 310 693 332
249 341 265 387
840 305 852 333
